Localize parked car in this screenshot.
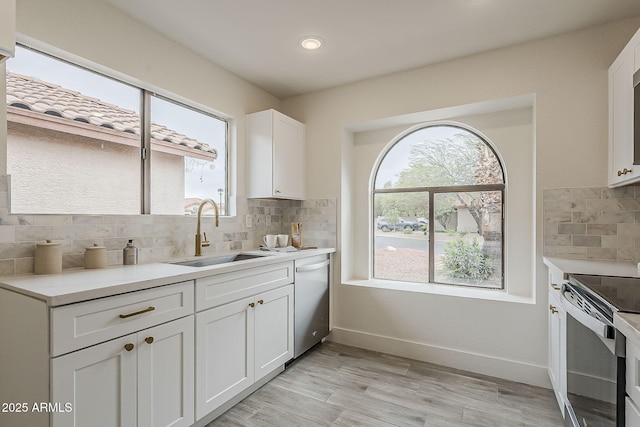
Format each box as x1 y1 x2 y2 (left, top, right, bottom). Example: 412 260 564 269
377 218 419 231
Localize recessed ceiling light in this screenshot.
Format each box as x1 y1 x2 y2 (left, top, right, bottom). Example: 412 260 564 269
300 37 323 50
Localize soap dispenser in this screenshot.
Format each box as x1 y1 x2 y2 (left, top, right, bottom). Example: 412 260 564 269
123 239 138 265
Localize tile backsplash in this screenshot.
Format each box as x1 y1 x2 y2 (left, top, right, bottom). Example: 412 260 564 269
0 176 336 276
544 186 640 262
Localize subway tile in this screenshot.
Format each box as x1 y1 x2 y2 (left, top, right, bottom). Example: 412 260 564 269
557 200 586 211
586 224 617 235
619 223 640 236
544 235 571 246
572 188 602 200
586 247 617 260
544 211 572 223
0 259 14 276
0 226 15 243
543 221 558 236
602 236 635 248
572 235 601 247
16 225 53 242
572 212 602 224
585 199 618 212
543 188 571 201
555 247 587 259
602 212 635 224
52 226 87 241
606 187 636 199
618 199 640 211
557 224 585 235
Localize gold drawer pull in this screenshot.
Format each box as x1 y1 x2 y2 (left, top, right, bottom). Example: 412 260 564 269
618 168 633 176
258 299 264 305
145 336 154 344
124 343 134 352
249 302 255 308
549 304 558 314
119 306 155 319
550 283 560 290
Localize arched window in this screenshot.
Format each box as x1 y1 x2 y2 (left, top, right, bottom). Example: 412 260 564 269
372 123 505 289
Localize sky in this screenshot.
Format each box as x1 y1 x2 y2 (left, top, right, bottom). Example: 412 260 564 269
7 46 227 201
374 125 465 189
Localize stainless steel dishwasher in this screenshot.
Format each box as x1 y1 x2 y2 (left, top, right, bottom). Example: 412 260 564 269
294 254 330 358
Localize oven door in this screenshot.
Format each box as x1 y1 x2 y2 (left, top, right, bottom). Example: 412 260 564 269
563 286 620 427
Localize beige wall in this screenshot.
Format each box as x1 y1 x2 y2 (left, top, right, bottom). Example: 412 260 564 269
282 17 640 386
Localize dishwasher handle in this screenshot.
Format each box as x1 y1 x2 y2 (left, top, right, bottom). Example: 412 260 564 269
296 259 330 273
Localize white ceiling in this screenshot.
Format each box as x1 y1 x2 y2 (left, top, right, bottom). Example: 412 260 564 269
104 0 640 99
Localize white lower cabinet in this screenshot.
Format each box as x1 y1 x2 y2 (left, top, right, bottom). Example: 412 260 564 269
195 284 293 420
547 265 567 416
52 316 194 427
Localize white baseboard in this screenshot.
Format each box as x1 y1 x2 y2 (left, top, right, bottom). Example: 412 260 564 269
329 327 552 389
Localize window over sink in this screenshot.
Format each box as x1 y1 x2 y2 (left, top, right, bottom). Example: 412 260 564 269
5 45 228 216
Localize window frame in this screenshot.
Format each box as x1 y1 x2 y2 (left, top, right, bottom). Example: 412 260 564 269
7 43 230 216
371 123 506 289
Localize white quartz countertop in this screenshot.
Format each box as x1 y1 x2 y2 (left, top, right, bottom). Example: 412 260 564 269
615 312 640 348
0 248 335 307
543 257 640 278
545 257 640 347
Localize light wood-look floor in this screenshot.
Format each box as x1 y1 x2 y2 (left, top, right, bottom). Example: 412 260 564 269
207 341 564 427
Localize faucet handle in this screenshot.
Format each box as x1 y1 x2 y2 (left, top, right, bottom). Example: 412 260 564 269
202 232 210 247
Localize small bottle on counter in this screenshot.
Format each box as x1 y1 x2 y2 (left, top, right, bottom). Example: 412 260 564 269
123 240 138 265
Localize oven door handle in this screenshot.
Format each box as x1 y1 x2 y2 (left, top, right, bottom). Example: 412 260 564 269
562 293 613 340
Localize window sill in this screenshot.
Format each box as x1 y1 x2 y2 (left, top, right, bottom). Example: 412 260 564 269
342 278 534 304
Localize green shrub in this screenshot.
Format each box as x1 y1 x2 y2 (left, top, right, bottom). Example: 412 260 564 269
442 237 494 280
445 229 456 236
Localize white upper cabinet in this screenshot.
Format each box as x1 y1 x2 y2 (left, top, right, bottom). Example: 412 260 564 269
247 109 305 200
0 0 15 63
609 27 640 187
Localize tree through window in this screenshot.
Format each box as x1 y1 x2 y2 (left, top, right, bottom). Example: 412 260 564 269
372 124 505 289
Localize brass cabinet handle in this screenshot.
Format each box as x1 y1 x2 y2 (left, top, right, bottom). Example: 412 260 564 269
275 189 282 194
124 343 134 352
249 302 255 308
145 337 154 344
550 283 560 290
119 306 155 319
258 299 264 305
618 168 633 176
549 304 558 314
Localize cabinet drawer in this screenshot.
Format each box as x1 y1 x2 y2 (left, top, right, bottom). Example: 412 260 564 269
51 281 194 356
627 396 640 427
196 261 293 311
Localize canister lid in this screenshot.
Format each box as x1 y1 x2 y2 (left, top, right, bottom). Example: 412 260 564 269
37 239 60 247
86 243 106 250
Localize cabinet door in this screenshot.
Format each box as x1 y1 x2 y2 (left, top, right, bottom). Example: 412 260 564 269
609 41 639 187
195 297 254 420
548 287 566 415
138 316 194 427
51 334 137 427
272 112 305 199
254 284 294 381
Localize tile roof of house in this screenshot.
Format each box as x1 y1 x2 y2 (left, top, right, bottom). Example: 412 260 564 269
5 71 217 158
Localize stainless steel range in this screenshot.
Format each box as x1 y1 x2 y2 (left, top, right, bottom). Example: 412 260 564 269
562 274 640 427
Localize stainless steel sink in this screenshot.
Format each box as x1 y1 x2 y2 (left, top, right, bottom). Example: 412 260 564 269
168 253 265 267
